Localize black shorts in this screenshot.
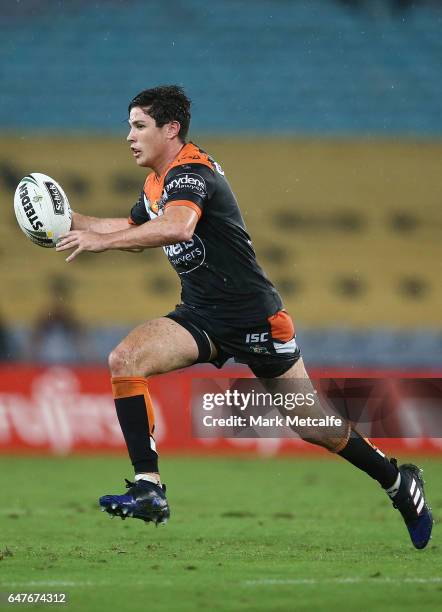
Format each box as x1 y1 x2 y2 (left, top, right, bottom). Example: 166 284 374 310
166 303 301 378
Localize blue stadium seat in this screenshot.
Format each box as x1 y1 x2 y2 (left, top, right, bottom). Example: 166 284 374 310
0 0 441 134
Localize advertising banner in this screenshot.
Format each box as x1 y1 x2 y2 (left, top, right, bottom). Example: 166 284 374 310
0 365 441 456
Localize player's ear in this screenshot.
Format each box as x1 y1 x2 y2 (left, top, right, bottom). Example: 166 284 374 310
166 120 181 140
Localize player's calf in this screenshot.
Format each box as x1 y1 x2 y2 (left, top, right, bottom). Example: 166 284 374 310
112 376 159 475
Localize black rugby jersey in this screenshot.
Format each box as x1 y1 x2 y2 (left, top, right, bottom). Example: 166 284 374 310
129 142 283 324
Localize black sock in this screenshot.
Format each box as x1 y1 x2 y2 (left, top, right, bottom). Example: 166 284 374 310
338 429 398 489
114 395 159 474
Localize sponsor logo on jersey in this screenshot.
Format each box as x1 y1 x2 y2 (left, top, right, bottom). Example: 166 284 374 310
163 234 206 274
165 173 206 197
19 183 44 230
44 181 65 215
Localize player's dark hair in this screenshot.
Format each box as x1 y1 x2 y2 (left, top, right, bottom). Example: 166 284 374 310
128 85 191 142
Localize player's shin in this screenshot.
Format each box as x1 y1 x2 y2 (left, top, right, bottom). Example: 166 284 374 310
111 376 160 483
337 429 398 490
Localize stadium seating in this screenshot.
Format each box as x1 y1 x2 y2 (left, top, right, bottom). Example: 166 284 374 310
0 1 441 134
1 1 440 365
1 137 440 329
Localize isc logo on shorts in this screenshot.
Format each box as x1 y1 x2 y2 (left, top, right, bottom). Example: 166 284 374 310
245 332 269 343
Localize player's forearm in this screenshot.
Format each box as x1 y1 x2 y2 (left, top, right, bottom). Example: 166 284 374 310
71 211 130 233
102 216 189 250
56 206 197 262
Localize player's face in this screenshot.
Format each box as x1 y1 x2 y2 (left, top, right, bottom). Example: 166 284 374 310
127 107 169 168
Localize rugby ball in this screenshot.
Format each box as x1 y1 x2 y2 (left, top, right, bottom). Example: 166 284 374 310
14 173 72 248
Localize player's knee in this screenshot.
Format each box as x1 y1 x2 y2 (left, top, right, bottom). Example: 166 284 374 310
108 345 137 377
108 346 127 376
108 344 158 377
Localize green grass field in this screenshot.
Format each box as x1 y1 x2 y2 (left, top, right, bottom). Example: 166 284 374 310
0 455 440 611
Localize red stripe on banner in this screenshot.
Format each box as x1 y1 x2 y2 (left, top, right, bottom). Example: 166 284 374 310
0 364 441 456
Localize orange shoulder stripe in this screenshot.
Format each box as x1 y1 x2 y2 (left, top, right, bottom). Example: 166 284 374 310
165 199 202 219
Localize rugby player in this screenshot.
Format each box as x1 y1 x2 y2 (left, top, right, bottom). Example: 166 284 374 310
56 85 432 548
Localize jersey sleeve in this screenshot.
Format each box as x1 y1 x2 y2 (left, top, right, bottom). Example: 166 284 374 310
129 190 149 225
163 163 215 218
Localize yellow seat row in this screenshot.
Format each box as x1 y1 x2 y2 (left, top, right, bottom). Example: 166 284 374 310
1 137 440 327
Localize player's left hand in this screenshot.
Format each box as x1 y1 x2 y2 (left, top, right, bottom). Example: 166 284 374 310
56 230 108 263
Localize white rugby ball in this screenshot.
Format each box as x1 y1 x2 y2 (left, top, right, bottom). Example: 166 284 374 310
14 173 72 248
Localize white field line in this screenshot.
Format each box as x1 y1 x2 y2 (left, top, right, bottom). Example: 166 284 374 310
244 577 442 586
0 580 173 588
0 581 95 588
2 578 441 589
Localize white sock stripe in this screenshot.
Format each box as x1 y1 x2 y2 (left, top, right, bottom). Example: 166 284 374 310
417 497 425 515
134 474 160 485
410 479 416 496
413 489 421 505
386 472 401 498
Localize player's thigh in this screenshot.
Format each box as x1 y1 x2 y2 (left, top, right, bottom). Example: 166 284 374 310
109 316 200 377
276 356 309 379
